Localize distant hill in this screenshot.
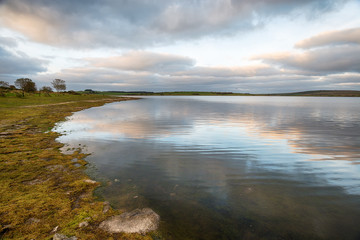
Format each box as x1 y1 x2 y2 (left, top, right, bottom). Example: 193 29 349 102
99 90 360 97
271 90 360 97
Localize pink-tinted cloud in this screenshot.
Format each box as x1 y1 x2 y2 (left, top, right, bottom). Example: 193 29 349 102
296 27 360 49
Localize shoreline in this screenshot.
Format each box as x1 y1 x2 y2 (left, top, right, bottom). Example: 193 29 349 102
0 95 159 239
97 90 360 97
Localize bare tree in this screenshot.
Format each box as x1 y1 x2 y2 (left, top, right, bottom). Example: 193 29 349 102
52 79 66 92
15 78 37 96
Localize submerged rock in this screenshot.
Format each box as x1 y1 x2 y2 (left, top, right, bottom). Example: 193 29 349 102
99 208 160 234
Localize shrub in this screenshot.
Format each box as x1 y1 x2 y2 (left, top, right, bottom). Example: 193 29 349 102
67 90 81 95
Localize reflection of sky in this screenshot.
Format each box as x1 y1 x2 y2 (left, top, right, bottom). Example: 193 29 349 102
55 96 360 195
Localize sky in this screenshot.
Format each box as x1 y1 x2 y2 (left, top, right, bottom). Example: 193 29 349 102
0 0 360 93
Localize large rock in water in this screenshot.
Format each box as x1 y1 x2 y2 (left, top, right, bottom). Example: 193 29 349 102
99 208 160 234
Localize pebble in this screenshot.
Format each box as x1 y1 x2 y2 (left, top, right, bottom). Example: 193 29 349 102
78 221 89 228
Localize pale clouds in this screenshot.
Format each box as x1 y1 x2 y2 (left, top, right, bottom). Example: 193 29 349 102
254 26 360 76
255 45 360 74
295 27 360 48
90 51 194 73
0 0 359 93
87 51 274 77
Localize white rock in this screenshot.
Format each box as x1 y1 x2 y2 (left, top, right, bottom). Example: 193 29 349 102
99 208 160 234
83 179 97 184
78 221 89 228
103 201 110 213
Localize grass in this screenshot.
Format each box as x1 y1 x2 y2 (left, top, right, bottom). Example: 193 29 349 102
0 92 119 108
0 93 161 239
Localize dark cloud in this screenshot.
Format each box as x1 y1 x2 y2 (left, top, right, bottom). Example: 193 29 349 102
0 0 347 48
296 27 360 48
0 46 47 78
0 36 18 47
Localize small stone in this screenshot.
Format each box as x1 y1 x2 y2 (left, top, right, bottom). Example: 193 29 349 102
26 218 40 224
53 233 77 240
22 178 47 185
99 208 160 234
78 221 89 228
114 179 119 182
51 226 59 233
83 179 97 184
0 132 11 136
103 201 110 213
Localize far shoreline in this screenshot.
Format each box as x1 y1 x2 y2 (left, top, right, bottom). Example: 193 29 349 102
90 90 360 97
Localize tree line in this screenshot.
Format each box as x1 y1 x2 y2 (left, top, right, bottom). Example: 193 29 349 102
0 78 66 97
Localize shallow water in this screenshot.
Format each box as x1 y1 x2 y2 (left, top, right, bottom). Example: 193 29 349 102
55 96 360 240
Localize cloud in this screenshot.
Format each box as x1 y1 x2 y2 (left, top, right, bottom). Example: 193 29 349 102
0 0 347 48
172 65 279 78
87 51 279 78
0 45 47 78
35 62 353 93
32 37 360 93
0 36 18 48
255 45 360 74
90 51 195 73
295 27 360 49
251 25 360 82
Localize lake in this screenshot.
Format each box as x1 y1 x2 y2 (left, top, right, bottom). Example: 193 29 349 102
55 96 360 240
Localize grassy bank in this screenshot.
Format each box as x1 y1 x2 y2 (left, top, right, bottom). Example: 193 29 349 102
0 94 158 239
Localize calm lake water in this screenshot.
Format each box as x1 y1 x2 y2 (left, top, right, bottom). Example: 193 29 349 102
55 96 360 240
